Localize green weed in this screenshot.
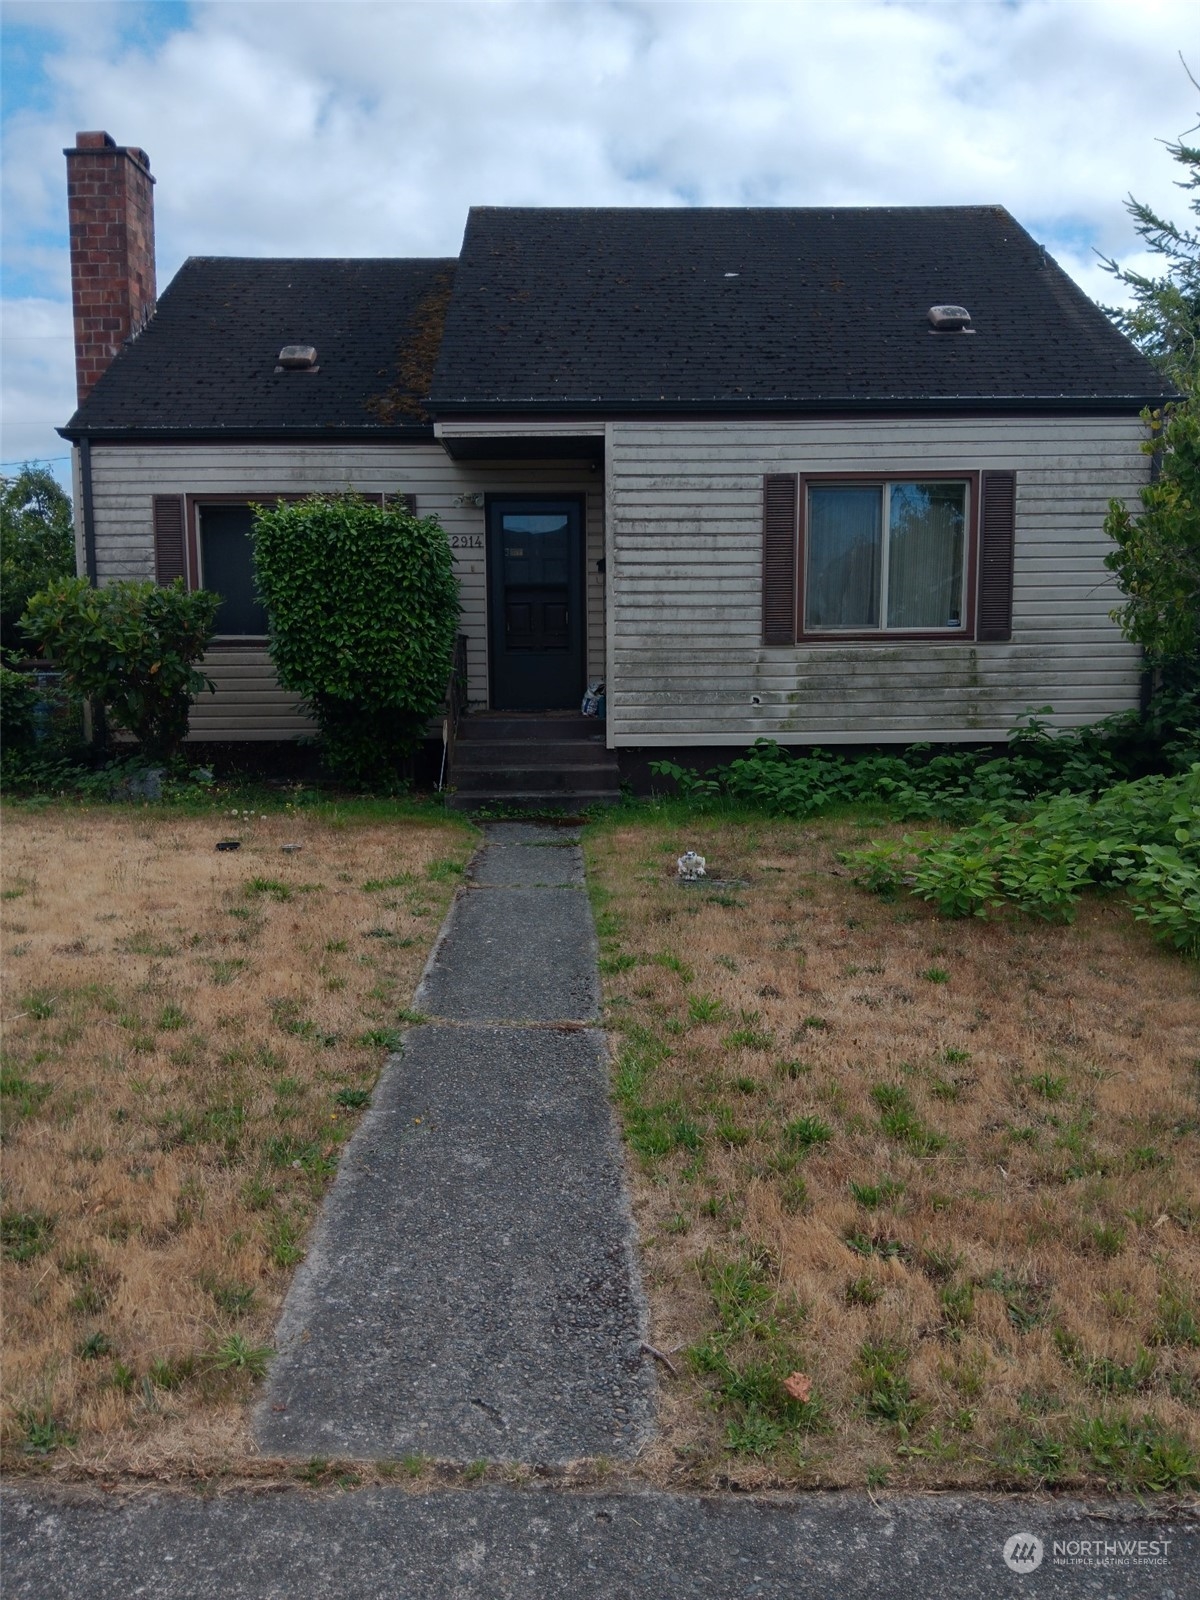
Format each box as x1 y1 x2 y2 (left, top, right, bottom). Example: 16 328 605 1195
724 1027 774 1051
858 1340 922 1431
849 1178 905 1208
209 1334 272 1378
1150 1282 1199 1347
782 1115 834 1152
845 1274 882 1307
1 1209 55 1262
687 993 729 1024
1071 1413 1199 1491
244 878 293 901
268 1216 304 1268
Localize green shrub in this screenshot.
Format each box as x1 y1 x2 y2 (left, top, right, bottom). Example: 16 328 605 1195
21 577 218 761
0 661 40 747
1 466 75 655
651 713 1140 825
846 766 1200 956
251 495 459 785
0 657 88 793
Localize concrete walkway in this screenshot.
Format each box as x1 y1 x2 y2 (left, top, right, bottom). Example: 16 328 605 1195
254 822 654 1463
4 1483 1193 1599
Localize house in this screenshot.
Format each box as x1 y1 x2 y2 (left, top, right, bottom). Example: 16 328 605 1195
59 131 1176 798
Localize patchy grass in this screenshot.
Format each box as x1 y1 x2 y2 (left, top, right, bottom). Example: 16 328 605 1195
0 803 473 1473
587 812 1200 1492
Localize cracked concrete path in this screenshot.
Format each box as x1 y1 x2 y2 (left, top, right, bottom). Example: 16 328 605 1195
254 823 653 1462
4 1485 1194 1599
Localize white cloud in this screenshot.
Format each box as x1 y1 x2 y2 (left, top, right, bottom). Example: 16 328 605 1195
0 295 77 484
2 0 1195 473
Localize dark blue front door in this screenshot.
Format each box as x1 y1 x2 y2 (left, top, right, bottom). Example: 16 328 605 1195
487 498 585 710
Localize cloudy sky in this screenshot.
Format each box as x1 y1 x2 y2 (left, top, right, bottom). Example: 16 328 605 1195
1 0 1196 486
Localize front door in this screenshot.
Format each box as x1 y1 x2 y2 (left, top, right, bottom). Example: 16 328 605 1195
487 497 585 710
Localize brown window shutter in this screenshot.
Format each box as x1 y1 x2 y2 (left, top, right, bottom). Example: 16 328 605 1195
762 474 797 644
397 493 418 514
976 472 1016 641
152 495 186 585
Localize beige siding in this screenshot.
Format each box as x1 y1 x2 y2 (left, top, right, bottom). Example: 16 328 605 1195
84 442 605 739
605 416 1148 746
191 649 315 741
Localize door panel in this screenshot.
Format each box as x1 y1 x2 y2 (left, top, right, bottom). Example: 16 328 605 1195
488 499 585 710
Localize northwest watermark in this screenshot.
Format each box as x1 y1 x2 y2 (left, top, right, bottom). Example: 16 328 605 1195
1002 1532 1172 1574
1003 1535 1043 1573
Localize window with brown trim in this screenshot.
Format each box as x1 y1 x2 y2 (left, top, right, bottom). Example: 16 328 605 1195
762 470 1014 644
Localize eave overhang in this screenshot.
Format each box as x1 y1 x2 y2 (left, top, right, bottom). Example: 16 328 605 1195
57 423 438 444
427 392 1178 417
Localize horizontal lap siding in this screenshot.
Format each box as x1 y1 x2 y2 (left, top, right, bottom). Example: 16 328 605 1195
607 417 1147 745
85 443 604 738
191 650 315 741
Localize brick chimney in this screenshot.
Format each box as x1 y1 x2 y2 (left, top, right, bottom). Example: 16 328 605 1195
64 131 156 405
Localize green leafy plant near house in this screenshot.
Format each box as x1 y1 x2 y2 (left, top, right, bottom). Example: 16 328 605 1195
20 577 219 762
651 715 1147 825
845 766 1200 956
251 495 459 785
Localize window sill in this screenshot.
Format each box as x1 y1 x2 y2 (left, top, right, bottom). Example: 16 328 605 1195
792 629 976 644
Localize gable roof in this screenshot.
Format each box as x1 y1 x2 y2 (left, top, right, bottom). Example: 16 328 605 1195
429 205 1175 413
61 257 455 439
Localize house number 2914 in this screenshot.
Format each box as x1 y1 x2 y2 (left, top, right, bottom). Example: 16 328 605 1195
450 535 483 549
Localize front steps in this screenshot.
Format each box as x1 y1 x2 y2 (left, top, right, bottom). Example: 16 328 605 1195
446 713 620 813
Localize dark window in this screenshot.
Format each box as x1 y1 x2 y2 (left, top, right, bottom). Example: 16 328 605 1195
197 505 268 636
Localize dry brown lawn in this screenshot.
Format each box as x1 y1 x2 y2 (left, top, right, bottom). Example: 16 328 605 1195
1 801 473 1477
587 813 1200 1493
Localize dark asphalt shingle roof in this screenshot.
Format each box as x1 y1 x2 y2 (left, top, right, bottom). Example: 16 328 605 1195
429 205 1174 412
62 257 456 437
63 208 1174 437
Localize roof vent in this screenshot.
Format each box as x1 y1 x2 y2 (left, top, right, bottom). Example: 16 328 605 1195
276 344 318 372
928 305 972 332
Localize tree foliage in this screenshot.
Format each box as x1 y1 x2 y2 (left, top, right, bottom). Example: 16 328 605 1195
250 495 459 783
21 577 219 761
1101 92 1200 705
1 466 75 655
1104 404 1200 670
1099 86 1199 393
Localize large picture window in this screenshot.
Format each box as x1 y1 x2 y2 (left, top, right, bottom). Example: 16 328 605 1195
761 470 1015 647
805 480 968 634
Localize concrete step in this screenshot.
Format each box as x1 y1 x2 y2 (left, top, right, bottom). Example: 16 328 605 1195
455 740 617 770
458 715 604 743
450 714 617 810
445 791 620 813
454 765 620 796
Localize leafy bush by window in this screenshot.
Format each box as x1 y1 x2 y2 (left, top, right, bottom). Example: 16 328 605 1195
21 577 219 762
251 495 459 784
